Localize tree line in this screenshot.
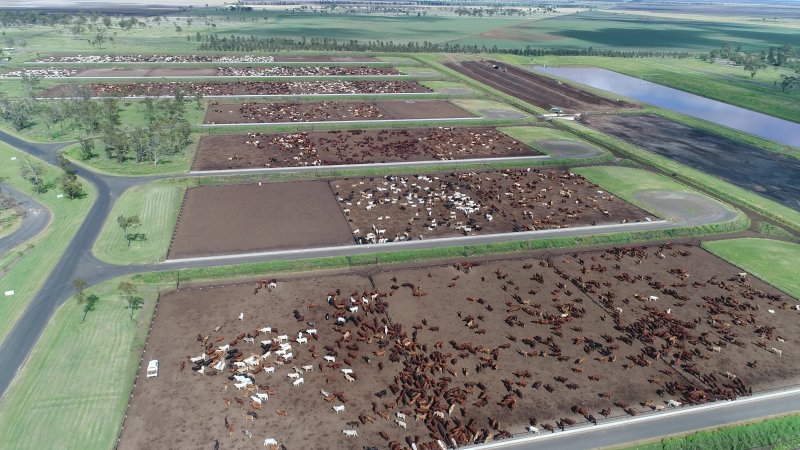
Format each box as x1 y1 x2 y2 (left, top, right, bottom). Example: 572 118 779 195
197 34 692 59
701 42 799 91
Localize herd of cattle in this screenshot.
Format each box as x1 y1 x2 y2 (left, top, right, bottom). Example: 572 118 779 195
45 80 430 97
175 243 796 449
209 101 386 124
34 54 283 63
330 169 645 244
216 66 401 77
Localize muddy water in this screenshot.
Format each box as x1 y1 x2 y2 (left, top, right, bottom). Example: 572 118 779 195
535 66 800 148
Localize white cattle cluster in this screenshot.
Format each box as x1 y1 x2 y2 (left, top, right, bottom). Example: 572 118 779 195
332 169 645 244
0 68 77 78
68 80 425 98
36 54 277 63
217 65 399 77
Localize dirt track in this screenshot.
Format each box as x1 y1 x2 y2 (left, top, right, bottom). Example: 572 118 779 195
168 182 354 259
445 60 635 113
204 100 476 124
42 80 429 97
582 114 800 211
192 127 541 170
120 244 800 449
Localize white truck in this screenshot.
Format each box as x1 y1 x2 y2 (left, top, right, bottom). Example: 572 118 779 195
146 360 159 378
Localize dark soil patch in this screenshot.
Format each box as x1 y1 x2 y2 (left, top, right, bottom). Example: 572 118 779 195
446 60 636 113
204 100 476 124
192 127 541 171
582 114 800 211
168 182 353 259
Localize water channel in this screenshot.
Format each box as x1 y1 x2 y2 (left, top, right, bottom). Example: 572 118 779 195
534 66 800 148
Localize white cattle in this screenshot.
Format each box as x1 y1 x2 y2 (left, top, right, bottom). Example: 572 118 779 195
234 382 248 390
306 328 318 335
259 327 272 334
268 281 277 289
297 337 308 344
527 426 540 434
293 378 304 386
768 309 776 314
396 412 406 420
302 365 314 372
320 389 331 397
396 420 407 430
263 438 278 446
349 306 359 313
277 335 289 342
324 355 336 363
341 368 354 375
239 312 244 321
264 367 275 374
213 361 226 371
648 295 659 302
190 353 206 363
282 353 293 361
250 396 262 404
771 347 783 357
333 405 345 413
342 430 358 437
336 317 346 324
243 337 255 344
256 393 269 401
287 372 300 379
344 373 355 383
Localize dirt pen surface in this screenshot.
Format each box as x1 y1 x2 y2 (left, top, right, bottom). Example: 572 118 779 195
192 127 542 171
582 114 800 211
41 80 429 97
204 100 476 124
120 244 800 449
445 60 636 113
168 182 354 259
34 55 380 63
331 169 647 244
71 66 401 78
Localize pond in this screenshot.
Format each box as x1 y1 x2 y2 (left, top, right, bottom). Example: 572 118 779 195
534 66 800 148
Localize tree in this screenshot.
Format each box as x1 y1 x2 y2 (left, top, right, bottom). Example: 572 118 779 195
73 278 87 304
743 54 766 78
81 293 99 322
59 172 85 199
117 214 145 246
78 138 95 160
19 157 48 193
127 296 144 320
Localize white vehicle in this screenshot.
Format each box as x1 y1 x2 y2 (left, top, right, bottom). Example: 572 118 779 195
146 360 159 378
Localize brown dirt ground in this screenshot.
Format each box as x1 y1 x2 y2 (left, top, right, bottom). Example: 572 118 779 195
119 244 800 449
168 182 354 259
192 127 542 171
329 169 647 244
41 80 429 97
445 60 636 113
75 66 399 78
204 100 476 124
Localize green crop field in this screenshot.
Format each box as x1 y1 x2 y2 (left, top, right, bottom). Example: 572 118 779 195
0 143 95 342
93 182 184 265
0 277 160 450
702 238 800 299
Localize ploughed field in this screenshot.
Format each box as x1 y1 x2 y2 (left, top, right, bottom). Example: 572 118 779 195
445 60 636 113
332 169 646 244
33 55 380 63
192 127 542 171
41 80 429 98
168 169 645 258
204 100 475 124
119 244 800 449
581 114 800 211
3 66 401 78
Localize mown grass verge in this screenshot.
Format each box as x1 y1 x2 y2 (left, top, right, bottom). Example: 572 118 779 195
93 182 185 265
0 143 96 342
628 413 800 450
0 276 160 450
702 238 800 300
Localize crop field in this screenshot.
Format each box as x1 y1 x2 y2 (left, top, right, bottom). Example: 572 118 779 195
581 114 800 211
204 100 477 124
41 80 431 98
167 168 647 259
119 243 800 449
191 127 542 171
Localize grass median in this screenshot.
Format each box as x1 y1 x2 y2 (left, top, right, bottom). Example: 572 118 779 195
0 143 96 342
92 182 185 265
